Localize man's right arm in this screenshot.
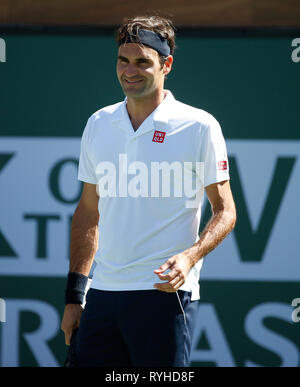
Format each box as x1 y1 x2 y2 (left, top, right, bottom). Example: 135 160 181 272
69 182 99 275
61 182 99 345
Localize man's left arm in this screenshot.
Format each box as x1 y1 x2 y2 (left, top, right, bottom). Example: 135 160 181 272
154 180 237 292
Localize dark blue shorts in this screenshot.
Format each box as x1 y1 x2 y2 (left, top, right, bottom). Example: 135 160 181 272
76 288 199 367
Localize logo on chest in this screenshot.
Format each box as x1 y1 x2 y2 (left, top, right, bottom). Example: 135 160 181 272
152 130 166 143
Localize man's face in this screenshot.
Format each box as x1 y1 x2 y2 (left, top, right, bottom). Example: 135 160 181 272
116 43 171 99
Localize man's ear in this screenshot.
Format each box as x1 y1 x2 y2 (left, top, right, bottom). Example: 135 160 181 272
163 55 173 76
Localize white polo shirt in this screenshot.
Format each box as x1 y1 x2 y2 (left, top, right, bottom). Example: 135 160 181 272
78 90 229 300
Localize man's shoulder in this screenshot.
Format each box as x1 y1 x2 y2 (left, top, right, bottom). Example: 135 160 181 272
81 101 124 140
88 100 124 124
171 98 219 127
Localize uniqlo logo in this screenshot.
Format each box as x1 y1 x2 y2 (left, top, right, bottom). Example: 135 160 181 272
217 161 228 170
152 130 166 143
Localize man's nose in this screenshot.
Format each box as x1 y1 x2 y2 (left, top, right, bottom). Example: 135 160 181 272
124 63 138 77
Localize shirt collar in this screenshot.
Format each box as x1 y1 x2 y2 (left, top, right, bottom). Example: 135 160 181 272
152 90 175 125
111 90 175 126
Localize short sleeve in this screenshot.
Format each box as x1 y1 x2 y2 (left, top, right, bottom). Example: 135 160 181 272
201 116 230 188
78 118 98 184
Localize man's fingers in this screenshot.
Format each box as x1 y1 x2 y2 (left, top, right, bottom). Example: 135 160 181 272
61 304 83 346
154 259 174 274
154 275 183 292
65 330 72 346
156 268 178 281
154 282 173 292
153 254 190 292
62 322 75 346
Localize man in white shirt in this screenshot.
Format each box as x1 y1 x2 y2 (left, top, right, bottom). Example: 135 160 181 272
61 15 236 367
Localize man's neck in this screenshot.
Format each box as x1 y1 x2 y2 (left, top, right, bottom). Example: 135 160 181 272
126 89 166 131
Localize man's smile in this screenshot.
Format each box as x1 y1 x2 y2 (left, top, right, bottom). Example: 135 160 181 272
124 79 144 85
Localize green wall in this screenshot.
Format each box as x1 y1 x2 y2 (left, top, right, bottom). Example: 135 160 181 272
1 32 299 139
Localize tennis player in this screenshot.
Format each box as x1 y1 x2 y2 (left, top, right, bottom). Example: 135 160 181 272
61 15 236 367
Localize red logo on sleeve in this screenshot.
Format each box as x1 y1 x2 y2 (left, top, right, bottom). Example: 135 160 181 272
217 161 228 170
152 130 166 143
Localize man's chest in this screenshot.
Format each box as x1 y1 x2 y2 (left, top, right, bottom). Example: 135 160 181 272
89 125 200 168
89 123 204 198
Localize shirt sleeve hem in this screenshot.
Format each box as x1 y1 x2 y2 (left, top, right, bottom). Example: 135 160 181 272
204 174 230 188
78 175 98 184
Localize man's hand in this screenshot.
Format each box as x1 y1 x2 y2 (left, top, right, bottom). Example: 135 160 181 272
61 304 83 345
153 251 194 292
153 180 236 294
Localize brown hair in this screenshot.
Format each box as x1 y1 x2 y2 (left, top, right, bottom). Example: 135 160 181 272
116 15 176 66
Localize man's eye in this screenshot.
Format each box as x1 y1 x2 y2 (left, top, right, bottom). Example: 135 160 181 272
138 60 150 65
